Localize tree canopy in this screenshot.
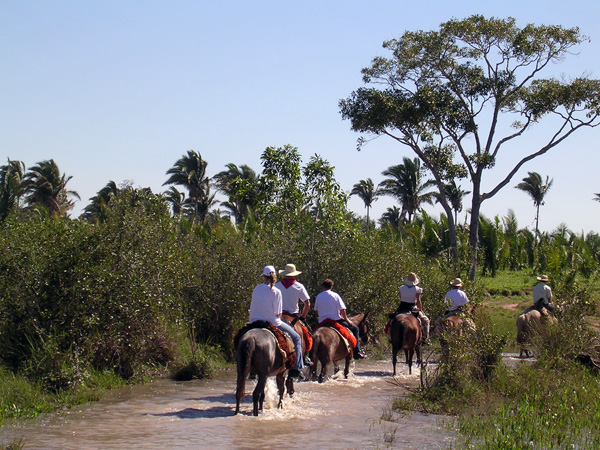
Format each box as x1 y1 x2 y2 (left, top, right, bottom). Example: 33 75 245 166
340 15 600 278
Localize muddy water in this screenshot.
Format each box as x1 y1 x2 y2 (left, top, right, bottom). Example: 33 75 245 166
1 359 454 449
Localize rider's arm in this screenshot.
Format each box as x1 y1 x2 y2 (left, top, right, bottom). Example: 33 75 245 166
415 293 423 311
301 299 310 319
340 308 350 322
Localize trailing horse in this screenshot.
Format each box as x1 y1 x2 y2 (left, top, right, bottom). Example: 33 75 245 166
390 313 422 375
435 307 476 360
234 326 293 416
516 306 557 358
309 313 369 383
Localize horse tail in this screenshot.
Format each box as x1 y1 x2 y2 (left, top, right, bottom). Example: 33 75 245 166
235 334 255 413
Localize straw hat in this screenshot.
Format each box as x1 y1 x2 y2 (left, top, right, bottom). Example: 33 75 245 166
262 265 276 276
278 263 302 277
537 275 550 282
404 272 420 286
449 277 464 287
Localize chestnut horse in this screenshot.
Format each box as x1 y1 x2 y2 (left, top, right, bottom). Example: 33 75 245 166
390 313 422 375
235 328 288 416
309 313 369 383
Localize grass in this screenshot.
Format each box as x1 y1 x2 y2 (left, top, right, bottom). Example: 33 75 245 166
0 366 126 427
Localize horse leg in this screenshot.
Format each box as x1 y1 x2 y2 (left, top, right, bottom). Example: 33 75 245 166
333 362 340 374
344 354 351 379
406 349 414 375
253 375 267 416
320 358 331 383
285 373 294 398
277 373 286 408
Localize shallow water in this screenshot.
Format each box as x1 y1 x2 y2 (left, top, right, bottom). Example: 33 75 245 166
0 359 454 449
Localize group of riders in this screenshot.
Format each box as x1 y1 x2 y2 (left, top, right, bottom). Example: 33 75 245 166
245 262 556 378
248 263 366 378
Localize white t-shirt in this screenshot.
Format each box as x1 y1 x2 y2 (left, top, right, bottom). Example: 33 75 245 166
533 282 552 303
249 283 283 326
275 280 310 314
444 288 469 311
314 289 346 322
399 284 423 303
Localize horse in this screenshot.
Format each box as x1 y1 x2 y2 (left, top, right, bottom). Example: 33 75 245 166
516 306 557 358
281 312 313 395
435 306 476 359
309 312 369 383
390 313 422 375
235 328 288 416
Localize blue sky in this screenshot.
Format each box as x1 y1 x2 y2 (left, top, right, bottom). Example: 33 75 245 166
2 1 600 233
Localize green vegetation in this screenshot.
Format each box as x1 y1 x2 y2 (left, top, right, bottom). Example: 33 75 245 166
391 276 600 449
1 16 600 447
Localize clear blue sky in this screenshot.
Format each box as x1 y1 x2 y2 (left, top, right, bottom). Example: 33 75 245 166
2 1 600 233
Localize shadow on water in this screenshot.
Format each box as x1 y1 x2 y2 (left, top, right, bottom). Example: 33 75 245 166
150 405 235 419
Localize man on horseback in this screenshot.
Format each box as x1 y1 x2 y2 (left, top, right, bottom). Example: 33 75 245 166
249 266 305 377
384 272 430 344
314 279 366 360
275 263 313 367
443 278 470 317
532 275 556 314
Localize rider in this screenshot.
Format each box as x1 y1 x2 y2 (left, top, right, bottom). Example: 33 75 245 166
385 272 430 343
249 265 304 377
275 263 313 366
532 275 556 313
314 278 366 360
442 277 470 318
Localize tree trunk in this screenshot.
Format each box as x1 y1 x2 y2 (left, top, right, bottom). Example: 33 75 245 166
468 194 482 282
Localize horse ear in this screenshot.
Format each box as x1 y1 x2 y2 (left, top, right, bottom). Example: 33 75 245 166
363 311 370 322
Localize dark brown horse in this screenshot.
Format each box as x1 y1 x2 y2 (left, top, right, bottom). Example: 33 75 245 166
281 312 312 395
390 313 422 375
235 328 288 416
309 313 369 383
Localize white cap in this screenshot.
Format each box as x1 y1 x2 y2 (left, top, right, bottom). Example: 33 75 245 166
262 265 276 276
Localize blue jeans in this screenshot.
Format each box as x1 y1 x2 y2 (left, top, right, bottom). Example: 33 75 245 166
277 321 304 370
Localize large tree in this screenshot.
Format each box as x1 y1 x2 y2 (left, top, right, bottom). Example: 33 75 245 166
378 157 435 224
515 171 553 238
340 15 600 279
350 178 379 227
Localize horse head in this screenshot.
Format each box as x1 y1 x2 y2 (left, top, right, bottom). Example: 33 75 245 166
349 311 370 344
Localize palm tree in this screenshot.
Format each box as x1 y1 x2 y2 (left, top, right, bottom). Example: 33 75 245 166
378 157 435 223
0 158 25 221
380 205 403 230
212 163 259 224
163 186 187 218
163 150 211 223
434 180 470 225
22 159 80 217
350 178 379 227
515 172 553 237
81 181 119 223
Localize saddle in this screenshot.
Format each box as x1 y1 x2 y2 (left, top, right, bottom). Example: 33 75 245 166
314 318 357 349
282 314 313 353
233 321 297 370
